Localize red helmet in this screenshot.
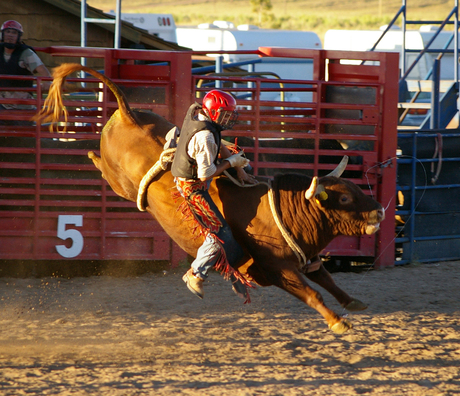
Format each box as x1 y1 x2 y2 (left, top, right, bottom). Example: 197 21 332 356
202 89 238 129
1 20 23 44
1 20 23 33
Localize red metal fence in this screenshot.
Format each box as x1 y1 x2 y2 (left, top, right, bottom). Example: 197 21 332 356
0 47 398 268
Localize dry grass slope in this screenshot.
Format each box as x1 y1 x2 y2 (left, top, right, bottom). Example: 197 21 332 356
86 0 455 42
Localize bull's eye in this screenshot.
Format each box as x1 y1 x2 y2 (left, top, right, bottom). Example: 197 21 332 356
340 194 351 205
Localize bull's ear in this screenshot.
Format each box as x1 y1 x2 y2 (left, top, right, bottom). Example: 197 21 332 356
315 185 329 203
305 177 319 200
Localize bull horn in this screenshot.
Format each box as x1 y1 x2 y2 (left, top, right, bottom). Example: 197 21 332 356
305 176 319 200
326 156 349 178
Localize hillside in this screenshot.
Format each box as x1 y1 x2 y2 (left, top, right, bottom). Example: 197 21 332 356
86 0 455 42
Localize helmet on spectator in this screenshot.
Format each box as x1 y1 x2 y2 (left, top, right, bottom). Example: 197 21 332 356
1 20 23 44
202 89 238 129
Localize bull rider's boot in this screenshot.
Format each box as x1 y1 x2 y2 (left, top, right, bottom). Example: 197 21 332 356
230 273 248 300
182 268 204 299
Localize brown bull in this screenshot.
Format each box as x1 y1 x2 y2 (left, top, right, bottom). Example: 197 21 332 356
35 64 385 334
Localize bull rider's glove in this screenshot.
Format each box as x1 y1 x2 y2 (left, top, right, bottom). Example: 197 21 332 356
224 152 250 168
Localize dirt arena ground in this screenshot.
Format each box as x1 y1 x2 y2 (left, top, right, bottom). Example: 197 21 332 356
1 261 459 395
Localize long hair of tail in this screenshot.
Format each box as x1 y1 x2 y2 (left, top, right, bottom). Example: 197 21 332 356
33 63 136 132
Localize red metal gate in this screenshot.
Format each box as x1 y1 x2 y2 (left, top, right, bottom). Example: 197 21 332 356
0 46 398 268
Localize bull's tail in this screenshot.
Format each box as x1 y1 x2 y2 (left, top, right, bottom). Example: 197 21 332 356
33 63 137 131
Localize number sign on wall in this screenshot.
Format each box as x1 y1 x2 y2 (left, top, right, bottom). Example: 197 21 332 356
56 215 84 258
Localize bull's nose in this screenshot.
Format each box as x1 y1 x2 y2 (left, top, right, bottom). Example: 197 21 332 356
369 207 385 223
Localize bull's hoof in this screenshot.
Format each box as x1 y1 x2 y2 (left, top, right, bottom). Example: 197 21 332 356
343 299 368 312
329 319 353 334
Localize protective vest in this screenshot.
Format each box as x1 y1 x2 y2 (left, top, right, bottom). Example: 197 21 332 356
0 43 34 88
171 103 222 180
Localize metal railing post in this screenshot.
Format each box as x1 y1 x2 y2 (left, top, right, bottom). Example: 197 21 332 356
80 0 122 69
402 0 407 75
215 56 223 89
431 58 441 129
455 0 459 85
114 0 121 49
81 0 87 68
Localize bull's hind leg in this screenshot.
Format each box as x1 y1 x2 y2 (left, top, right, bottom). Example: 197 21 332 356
88 151 106 179
275 267 353 334
303 261 368 312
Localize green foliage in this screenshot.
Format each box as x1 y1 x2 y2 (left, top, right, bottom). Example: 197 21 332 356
250 0 273 25
250 0 273 13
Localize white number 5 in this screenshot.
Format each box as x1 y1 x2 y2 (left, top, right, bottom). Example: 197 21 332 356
56 215 84 258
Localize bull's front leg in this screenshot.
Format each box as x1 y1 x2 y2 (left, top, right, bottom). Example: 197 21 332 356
275 267 352 334
304 260 368 312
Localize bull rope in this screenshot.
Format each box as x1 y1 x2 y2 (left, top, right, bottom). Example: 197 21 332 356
268 185 307 267
222 170 308 268
136 147 308 269
137 148 176 211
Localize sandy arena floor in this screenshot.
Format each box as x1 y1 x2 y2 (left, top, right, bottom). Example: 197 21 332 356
1 261 459 395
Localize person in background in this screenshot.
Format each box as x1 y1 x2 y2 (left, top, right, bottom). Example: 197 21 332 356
0 20 51 123
171 89 258 301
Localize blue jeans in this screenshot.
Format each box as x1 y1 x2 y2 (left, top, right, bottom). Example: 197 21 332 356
175 179 245 280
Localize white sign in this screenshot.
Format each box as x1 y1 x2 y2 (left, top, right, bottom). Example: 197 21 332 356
56 215 84 258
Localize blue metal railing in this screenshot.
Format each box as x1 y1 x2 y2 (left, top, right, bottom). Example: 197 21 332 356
396 129 460 264
376 1 460 265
